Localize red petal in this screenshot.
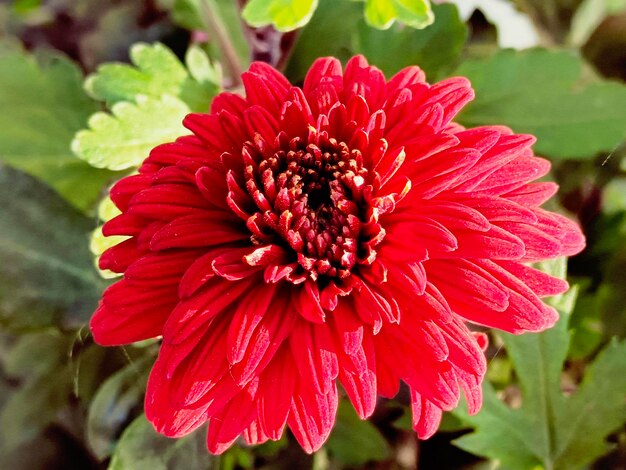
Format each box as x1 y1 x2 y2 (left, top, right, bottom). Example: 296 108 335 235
99 238 144 272
90 302 166 346
336 330 377 419
410 391 443 439
257 347 297 440
124 251 199 285
242 65 290 115
497 261 569 297
210 91 248 116
423 77 474 128
206 380 259 454
427 258 510 313
303 57 343 104
343 55 385 111
504 182 559 207
290 321 338 394
229 294 297 385
287 381 338 454
386 66 426 96
102 213 148 237
226 283 277 364
212 246 264 280
243 418 271 446
127 183 210 220
295 281 326 323
149 214 247 251
165 277 256 344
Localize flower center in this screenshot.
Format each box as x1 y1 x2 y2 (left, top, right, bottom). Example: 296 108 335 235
240 132 378 282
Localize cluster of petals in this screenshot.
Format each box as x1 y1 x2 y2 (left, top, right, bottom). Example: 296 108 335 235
91 55 585 454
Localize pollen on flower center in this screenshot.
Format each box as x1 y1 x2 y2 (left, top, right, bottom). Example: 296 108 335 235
237 131 376 282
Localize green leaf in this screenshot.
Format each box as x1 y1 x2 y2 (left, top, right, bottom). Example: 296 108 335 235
285 0 361 81
0 45 117 211
356 3 467 78
242 0 319 31
85 42 220 113
3 331 69 378
11 0 41 15
325 400 390 465
551 339 626 468
568 283 605 360
109 415 216 470
453 274 626 469
0 331 73 452
72 94 189 171
0 166 106 331
363 0 433 30
286 1 466 82
87 358 152 460
455 49 626 160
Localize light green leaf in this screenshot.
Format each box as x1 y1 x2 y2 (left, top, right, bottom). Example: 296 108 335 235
72 95 189 171
0 45 117 211
363 0 433 30
455 49 626 160
453 268 626 470
286 2 466 81
87 359 151 460
325 400 390 465
109 415 216 470
186 44 222 86
0 166 106 331
243 0 319 31
11 0 41 15
85 42 220 113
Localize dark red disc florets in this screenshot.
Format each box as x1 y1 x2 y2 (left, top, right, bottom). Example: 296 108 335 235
232 129 379 283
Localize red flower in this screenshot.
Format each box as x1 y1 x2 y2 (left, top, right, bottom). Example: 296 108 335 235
91 56 585 453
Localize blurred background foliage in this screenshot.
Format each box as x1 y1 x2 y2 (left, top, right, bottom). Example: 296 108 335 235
0 0 625 468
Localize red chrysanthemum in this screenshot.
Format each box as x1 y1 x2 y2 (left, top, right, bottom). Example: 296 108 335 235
91 56 585 454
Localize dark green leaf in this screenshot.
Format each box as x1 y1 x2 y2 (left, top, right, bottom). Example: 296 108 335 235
286 2 466 82
285 0 361 81
109 415 216 470
325 400 390 465
0 45 117 211
0 331 73 453
0 166 106 331
356 3 467 78
87 358 152 460
3 331 69 378
455 49 626 160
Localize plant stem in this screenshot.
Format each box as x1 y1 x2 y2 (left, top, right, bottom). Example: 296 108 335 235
199 0 244 87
